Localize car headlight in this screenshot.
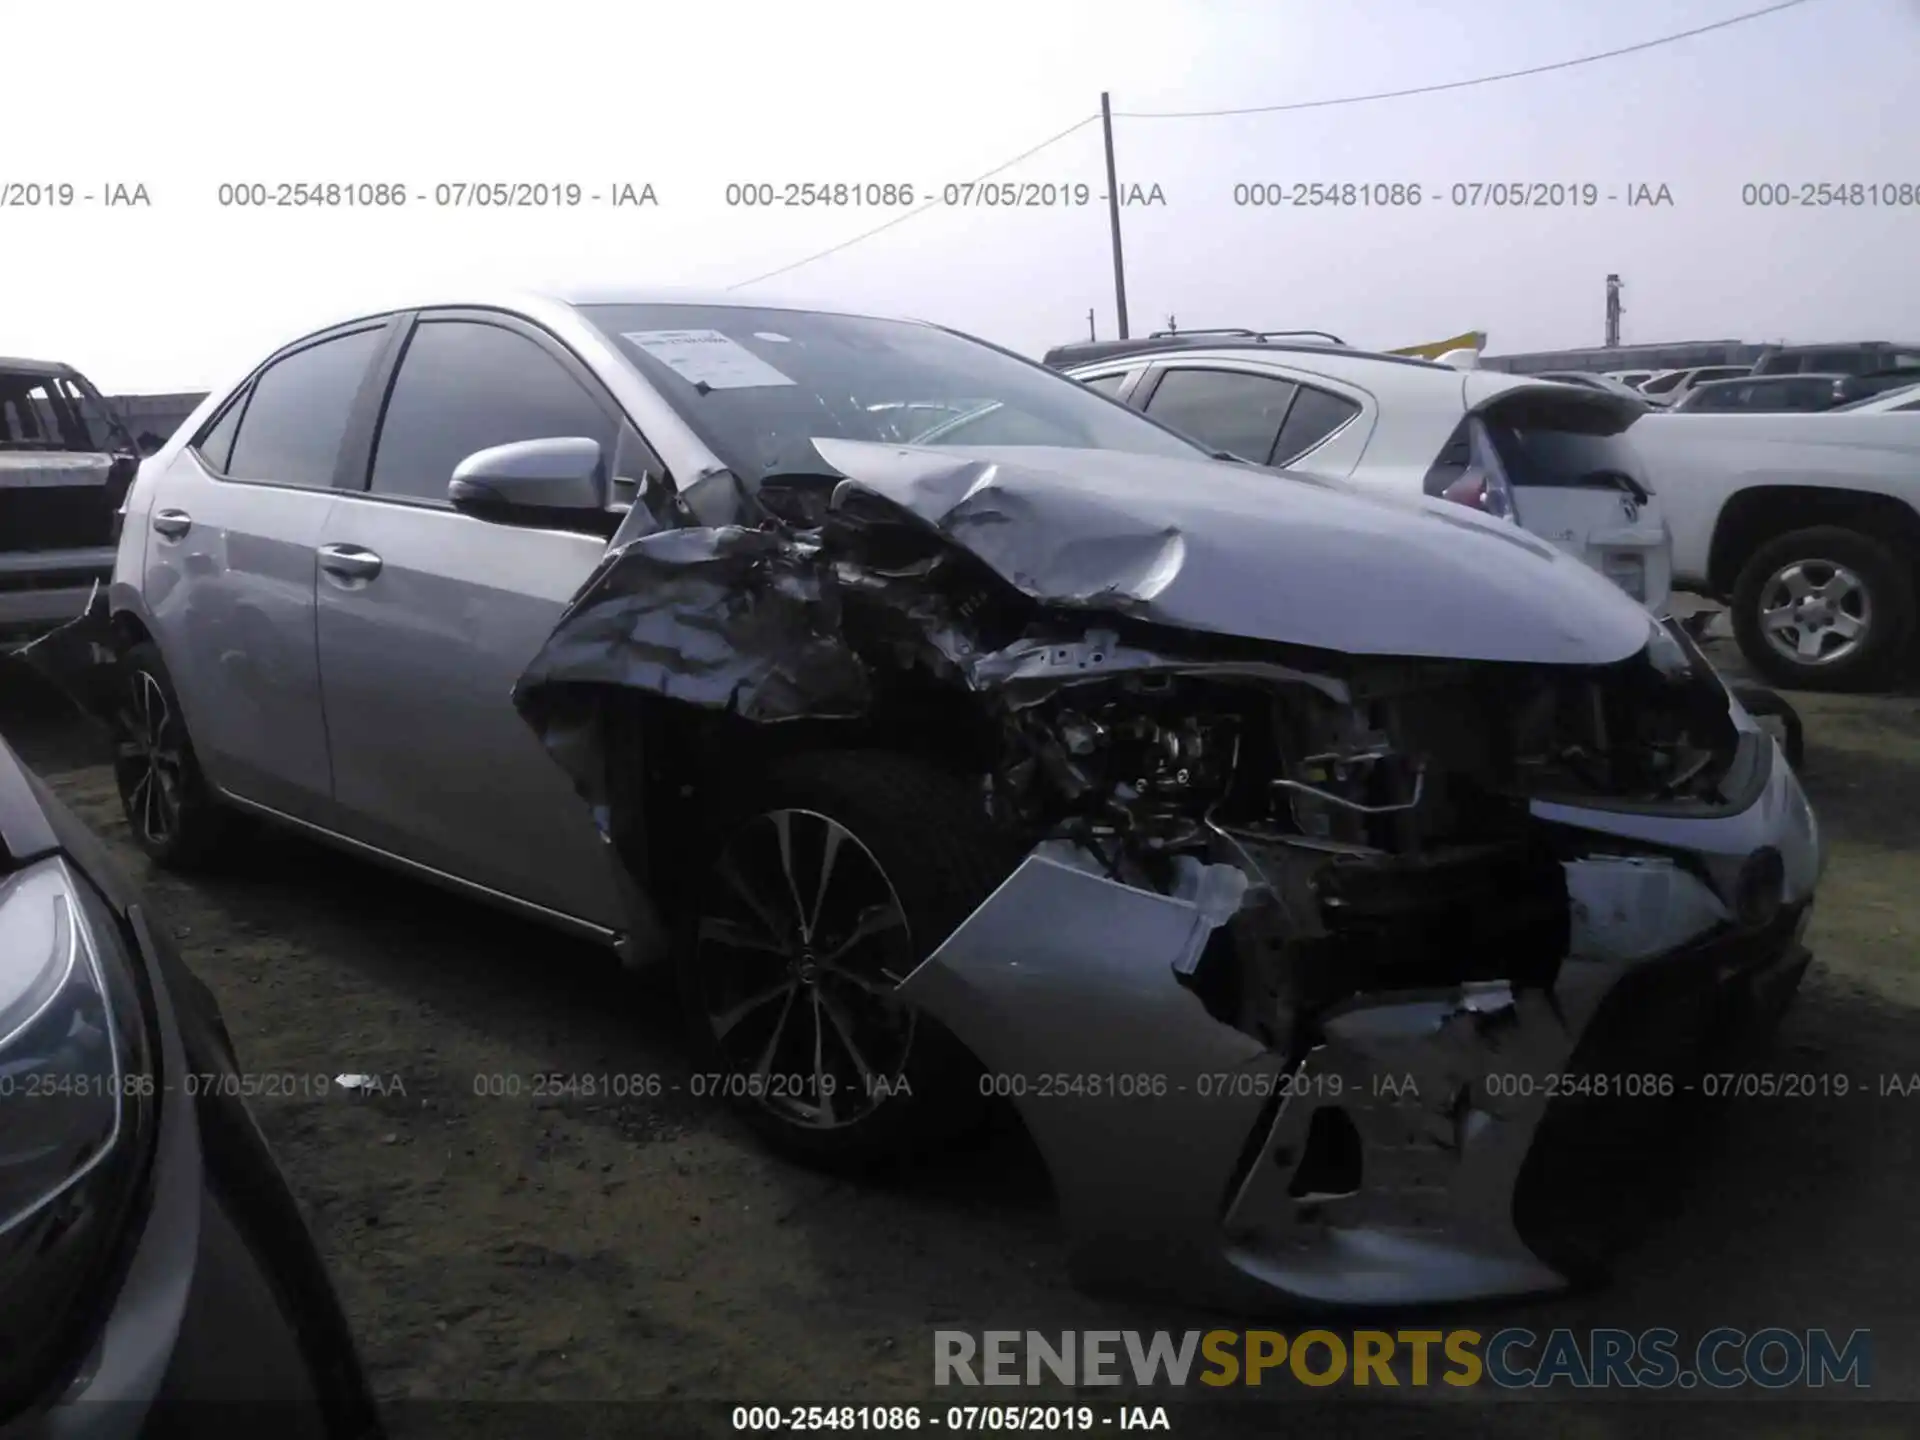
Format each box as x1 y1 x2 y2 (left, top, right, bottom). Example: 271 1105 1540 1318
0 858 158 1412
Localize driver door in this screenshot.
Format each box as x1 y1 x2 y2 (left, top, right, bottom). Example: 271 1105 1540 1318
312 312 638 930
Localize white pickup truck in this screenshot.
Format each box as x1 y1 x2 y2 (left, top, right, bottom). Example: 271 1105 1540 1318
1632 384 1920 691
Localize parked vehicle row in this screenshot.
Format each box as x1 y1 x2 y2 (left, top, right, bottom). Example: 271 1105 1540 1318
1543 343 1920 416
1672 369 1920 413
16 287 1825 1316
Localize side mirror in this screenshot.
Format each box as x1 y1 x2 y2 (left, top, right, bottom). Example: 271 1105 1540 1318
448 437 611 531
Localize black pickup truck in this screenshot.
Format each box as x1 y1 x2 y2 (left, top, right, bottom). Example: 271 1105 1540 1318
0 357 152 647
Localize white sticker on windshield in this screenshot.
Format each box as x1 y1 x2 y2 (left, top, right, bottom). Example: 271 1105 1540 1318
620 329 796 389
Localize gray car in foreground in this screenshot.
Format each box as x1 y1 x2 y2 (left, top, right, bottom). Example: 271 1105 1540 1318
30 288 1822 1309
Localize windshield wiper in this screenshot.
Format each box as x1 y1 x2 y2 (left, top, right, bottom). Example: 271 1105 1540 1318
1575 467 1651 505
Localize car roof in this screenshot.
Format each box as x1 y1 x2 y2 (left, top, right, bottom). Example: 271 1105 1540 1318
1061 341 1466 382
1696 372 1851 386
1045 333 1438 370
277 286 927 346
1061 341 1555 401
0 356 76 377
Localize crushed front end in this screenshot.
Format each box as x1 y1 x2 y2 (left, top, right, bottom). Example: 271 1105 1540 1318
517 443 1823 1310
892 617 1819 1308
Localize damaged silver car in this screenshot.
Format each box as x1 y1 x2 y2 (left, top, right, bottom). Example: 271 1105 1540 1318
27 290 1822 1308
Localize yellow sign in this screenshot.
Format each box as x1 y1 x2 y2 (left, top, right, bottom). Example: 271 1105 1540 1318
1389 331 1487 359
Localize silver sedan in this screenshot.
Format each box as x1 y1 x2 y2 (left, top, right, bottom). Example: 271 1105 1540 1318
34 287 1823 1308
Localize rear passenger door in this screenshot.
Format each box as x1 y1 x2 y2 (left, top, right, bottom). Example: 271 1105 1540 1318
143 321 395 820
312 312 636 930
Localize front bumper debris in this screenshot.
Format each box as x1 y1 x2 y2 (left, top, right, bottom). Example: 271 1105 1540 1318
7 581 120 714
898 730 1820 1310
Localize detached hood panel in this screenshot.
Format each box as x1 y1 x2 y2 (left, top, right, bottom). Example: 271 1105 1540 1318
812 439 1653 667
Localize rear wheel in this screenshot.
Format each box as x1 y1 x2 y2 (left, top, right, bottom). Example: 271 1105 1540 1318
1729 526 1916 692
113 642 236 868
675 750 1016 1169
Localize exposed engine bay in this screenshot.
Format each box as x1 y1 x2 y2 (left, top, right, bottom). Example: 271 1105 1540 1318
971 626 1748 1056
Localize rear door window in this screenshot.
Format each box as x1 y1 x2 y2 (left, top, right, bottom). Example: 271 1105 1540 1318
224 327 386 489
1081 372 1129 397
1272 384 1360 464
1141 367 1298 462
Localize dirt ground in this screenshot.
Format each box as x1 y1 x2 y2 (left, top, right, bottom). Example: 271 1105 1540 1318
2 634 1916 1438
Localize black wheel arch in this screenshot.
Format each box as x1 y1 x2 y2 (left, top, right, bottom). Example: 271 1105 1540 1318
1707 486 1920 598
581 683 1006 932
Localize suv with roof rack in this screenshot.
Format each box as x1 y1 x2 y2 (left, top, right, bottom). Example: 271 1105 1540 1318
1057 334 1672 612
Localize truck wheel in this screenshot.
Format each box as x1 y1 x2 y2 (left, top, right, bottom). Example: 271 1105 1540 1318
676 750 1018 1170
1729 526 1916 692
113 642 237 868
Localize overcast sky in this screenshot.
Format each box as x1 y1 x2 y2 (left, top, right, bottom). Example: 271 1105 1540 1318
3 0 1916 392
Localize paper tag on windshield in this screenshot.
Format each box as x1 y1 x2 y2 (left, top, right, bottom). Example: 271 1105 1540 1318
620 329 796 389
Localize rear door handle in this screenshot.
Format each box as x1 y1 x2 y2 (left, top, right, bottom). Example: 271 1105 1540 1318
152 508 192 539
316 544 383 581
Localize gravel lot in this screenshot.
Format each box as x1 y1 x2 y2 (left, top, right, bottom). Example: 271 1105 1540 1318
3 633 1915 1438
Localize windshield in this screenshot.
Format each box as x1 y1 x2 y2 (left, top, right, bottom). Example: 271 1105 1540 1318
580 303 1205 483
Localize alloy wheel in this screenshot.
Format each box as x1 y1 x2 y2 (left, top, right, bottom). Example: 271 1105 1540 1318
694 808 916 1131
1756 559 1872 668
115 671 185 847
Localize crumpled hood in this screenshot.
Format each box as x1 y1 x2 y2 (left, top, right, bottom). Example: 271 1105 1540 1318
813 439 1654 667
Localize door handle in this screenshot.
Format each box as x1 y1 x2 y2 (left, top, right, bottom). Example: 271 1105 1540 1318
316 544 383 581
152 508 192 539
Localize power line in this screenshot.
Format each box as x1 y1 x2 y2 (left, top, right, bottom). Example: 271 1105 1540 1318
726 114 1100 291
1113 0 1815 119
726 0 1816 288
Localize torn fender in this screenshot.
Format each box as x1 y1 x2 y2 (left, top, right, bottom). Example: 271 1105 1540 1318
513 522 872 739
894 842 1289 1308
811 437 1655 667
897 837 1777 1311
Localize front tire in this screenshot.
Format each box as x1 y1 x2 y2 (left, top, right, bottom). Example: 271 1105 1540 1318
113 641 236 868
1729 526 1916 692
675 750 1017 1170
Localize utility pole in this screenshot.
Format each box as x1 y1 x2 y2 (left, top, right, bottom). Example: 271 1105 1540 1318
1605 273 1623 348
1087 308 1096 341
1100 91 1130 340
1165 314 1177 334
